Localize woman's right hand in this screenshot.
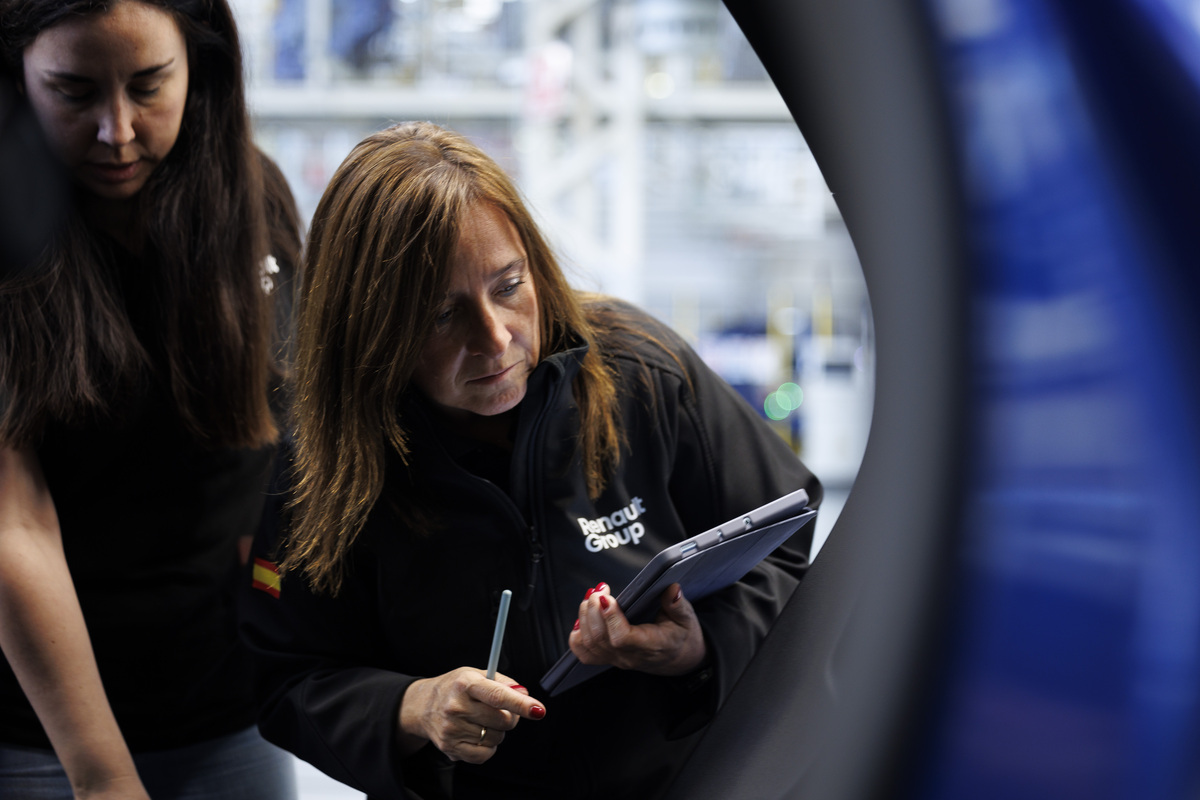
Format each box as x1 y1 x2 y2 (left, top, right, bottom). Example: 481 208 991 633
397 668 546 764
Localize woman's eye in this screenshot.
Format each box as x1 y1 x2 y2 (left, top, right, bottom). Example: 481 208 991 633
499 279 525 297
130 84 160 98
55 85 92 102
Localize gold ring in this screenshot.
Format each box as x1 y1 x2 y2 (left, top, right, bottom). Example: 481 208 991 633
478 727 487 745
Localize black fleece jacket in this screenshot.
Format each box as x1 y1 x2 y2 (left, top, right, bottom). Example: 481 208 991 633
239 300 821 799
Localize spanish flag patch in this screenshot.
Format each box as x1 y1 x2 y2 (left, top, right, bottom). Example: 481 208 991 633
252 557 281 598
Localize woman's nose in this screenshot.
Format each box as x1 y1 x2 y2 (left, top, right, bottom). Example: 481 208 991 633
97 96 135 149
469 305 512 357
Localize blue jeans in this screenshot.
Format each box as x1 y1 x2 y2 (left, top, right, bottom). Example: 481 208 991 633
0 725 297 800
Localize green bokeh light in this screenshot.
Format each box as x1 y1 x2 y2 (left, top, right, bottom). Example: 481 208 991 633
764 392 788 421
764 383 804 421
777 382 803 410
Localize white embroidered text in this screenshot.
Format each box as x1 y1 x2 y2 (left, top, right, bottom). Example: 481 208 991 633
578 498 647 552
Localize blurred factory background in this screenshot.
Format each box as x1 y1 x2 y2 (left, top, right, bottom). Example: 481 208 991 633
232 0 873 497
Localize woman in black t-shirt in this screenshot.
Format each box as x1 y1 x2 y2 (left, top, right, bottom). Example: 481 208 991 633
0 1 301 798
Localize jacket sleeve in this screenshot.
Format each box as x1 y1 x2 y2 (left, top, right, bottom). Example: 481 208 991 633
663 337 823 702
238 455 415 799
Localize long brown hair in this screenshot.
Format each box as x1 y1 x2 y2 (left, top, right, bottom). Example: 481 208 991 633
283 121 622 594
0 0 297 448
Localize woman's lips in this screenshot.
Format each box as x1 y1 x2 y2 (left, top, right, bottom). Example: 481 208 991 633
87 161 141 183
470 364 516 384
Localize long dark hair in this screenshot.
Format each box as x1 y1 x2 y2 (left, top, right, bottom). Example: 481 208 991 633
0 0 297 448
282 122 624 594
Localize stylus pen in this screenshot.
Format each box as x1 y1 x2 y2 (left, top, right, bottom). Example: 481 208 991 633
485 589 512 681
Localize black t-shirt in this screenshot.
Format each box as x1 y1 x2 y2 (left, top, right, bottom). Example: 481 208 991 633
0 244 277 752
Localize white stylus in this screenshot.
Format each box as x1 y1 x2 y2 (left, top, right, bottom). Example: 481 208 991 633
485 589 512 681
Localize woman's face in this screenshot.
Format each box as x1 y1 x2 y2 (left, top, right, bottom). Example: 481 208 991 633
411 202 542 423
21 1 189 203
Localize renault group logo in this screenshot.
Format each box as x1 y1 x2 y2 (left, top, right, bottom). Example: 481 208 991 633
577 497 648 552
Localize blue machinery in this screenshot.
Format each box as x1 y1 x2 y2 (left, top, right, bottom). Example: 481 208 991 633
666 1 1200 798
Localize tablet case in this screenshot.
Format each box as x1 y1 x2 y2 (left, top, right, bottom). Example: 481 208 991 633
540 488 816 695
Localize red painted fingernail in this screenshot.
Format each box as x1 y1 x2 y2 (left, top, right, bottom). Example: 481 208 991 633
675 588 683 603
585 587 595 599
530 705 546 720
509 684 526 691
595 582 608 592
573 619 580 631
599 595 609 610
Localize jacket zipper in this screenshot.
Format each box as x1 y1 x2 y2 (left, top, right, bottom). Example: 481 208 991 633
521 369 574 664
525 525 544 604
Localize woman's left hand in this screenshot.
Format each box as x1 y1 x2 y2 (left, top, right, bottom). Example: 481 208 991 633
569 582 707 676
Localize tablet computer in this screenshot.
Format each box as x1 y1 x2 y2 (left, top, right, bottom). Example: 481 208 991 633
540 488 817 696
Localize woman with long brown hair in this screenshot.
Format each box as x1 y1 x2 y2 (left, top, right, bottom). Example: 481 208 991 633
0 0 301 797
242 121 821 799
